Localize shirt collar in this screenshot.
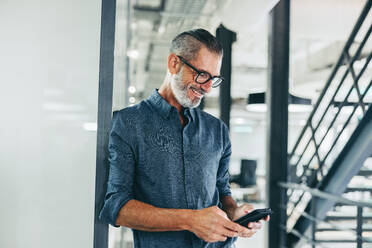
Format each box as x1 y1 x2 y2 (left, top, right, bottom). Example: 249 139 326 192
147 89 173 119
183 108 194 122
147 89 195 121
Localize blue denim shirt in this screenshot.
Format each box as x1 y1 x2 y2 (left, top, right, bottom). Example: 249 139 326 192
99 90 236 248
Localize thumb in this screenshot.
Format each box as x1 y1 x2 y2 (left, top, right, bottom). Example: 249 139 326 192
241 204 254 213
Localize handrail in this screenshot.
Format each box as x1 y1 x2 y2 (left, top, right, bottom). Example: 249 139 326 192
286 0 372 217
279 182 372 208
292 36 372 176
279 181 372 246
280 1 372 247
280 204 370 242
288 0 372 159
279 224 330 248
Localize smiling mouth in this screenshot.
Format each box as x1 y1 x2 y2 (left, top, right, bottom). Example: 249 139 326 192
190 88 204 98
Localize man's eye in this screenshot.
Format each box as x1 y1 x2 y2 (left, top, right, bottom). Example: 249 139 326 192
199 72 209 79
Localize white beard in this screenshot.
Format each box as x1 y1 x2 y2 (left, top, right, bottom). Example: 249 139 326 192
170 66 202 108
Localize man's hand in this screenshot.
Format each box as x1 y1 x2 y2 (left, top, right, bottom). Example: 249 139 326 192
230 203 270 238
187 206 248 243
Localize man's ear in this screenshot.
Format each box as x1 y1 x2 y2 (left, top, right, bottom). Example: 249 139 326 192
168 53 181 75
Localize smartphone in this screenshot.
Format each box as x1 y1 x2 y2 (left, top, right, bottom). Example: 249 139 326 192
234 208 272 227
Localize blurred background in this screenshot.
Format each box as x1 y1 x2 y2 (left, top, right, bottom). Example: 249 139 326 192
0 0 371 248
109 1 371 246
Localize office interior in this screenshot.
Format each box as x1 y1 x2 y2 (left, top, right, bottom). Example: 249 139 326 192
0 0 371 248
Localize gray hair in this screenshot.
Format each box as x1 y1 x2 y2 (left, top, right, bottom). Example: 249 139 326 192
169 29 223 61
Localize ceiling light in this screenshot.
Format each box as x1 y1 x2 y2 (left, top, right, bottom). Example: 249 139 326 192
43 102 85 112
246 92 312 113
128 86 136 94
158 26 166 34
127 50 139 59
83 122 97 131
288 104 313 113
246 92 266 112
129 97 136 104
131 22 137 30
232 125 253 133
231 117 246 125
246 104 267 112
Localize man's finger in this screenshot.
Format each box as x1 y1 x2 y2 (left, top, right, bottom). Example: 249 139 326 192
240 230 256 237
212 233 228 242
221 218 244 232
239 226 256 237
218 227 239 238
247 221 262 229
242 204 254 212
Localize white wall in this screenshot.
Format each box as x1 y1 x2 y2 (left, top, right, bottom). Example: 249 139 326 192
0 1 101 247
230 125 266 174
229 120 306 175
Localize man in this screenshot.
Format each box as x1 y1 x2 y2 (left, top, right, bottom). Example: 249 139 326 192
100 29 268 247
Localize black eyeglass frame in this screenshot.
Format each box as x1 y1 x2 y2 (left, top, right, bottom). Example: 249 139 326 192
177 55 224 88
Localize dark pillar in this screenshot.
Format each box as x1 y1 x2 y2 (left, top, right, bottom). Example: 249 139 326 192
94 0 116 248
266 1 290 248
216 24 236 129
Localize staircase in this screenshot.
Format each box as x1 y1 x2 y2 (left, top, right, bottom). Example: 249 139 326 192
312 158 372 247
280 1 372 247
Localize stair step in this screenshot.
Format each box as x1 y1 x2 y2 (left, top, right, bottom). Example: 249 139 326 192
357 169 372 177
334 201 372 207
315 239 372 243
344 186 372 193
316 224 372 232
325 212 372 221
317 227 372 232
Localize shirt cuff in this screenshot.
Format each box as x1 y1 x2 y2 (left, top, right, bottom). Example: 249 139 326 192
99 193 133 227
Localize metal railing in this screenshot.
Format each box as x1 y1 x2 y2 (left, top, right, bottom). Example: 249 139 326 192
279 182 372 248
287 0 372 223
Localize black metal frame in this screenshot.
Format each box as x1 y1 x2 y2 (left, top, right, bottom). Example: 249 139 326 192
283 1 372 247
133 0 166 12
279 182 372 247
266 0 290 247
216 24 236 129
93 0 116 248
177 55 224 88
287 0 371 219
287 102 372 247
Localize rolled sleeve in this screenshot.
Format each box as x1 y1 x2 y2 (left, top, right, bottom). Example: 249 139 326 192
99 113 136 227
216 124 232 197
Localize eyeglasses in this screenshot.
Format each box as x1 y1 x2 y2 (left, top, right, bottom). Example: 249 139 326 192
177 55 224 88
